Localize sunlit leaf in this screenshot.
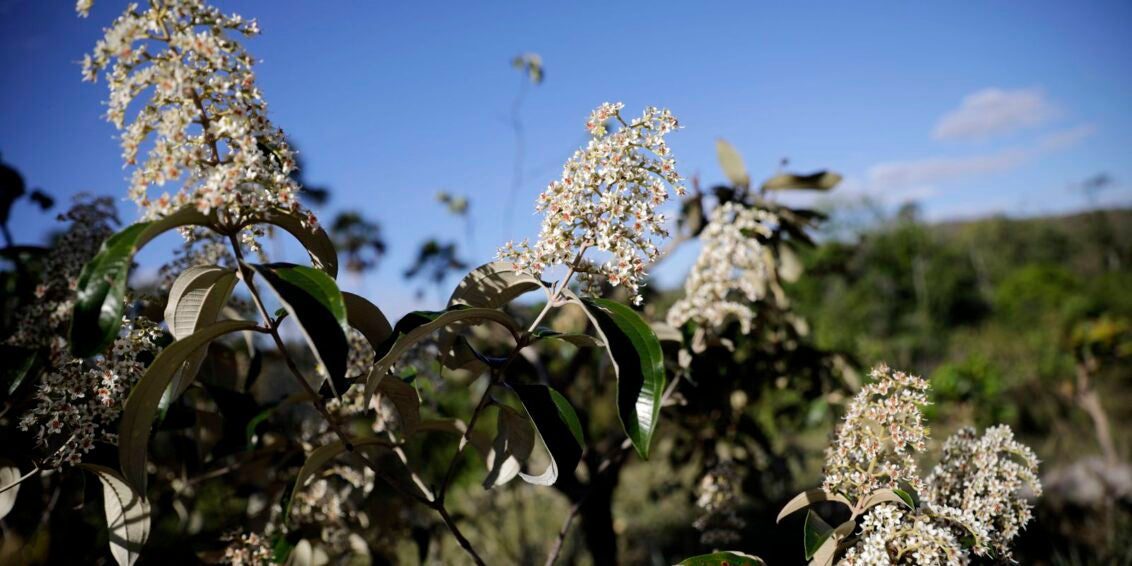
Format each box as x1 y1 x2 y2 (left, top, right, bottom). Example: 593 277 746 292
161 265 237 409
777 488 853 523
447 261 547 309
512 383 583 486
483 404 535 488
0 461 20 520
716 138 750 187
80 464 150 566
119 320 258 492
860 488 914 512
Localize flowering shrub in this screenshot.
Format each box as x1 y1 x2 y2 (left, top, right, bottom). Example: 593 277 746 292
0 2 1054 566
721 364 1042 565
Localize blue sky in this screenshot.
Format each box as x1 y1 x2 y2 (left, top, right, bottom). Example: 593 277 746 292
3 0 1131 315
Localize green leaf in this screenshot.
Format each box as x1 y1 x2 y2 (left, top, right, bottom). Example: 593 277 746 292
761 170 842 192
250 263 349 395
776 488 853 523
804 510 833 560
364 306 519 402
716 138 750 187
287 437 394 521
483 404 535 489
119 320 258 492
2 345 41 396
161 265 238 410
71 207 212 357
577 297 665 459
677 551 766 566
79 464 151 566
512 384 583 486
238 209 339 278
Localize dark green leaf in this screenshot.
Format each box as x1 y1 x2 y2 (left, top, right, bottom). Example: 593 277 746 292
577 297 665 459
761 170 842 192
512 384 583 486
250 263 349 396
119 320 257 492
2 345 40 396
804 510 834 560
71 207 212 357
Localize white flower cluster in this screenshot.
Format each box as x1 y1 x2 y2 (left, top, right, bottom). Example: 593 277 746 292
926 425 1042 560
693 462 746 546
221 531 273 565
823 364 931 501
840 504 967 565
667 202 776 333
18 318 164 468
6 197 117 353
819 364 1041 563
79 0 311 227
498 102 685 305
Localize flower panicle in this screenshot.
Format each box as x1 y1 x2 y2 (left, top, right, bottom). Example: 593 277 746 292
498 102 685 305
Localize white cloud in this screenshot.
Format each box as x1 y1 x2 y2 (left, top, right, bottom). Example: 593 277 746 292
933 88 1058 141
1038 123 1097 151
867 123 1096 195
868 148 1028 190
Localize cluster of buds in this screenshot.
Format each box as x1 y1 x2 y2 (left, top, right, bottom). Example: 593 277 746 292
499 102 685 305
667 202 776 333
6 196 117 354
18 318 164 468
693 462 746 546
79 0 311 228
